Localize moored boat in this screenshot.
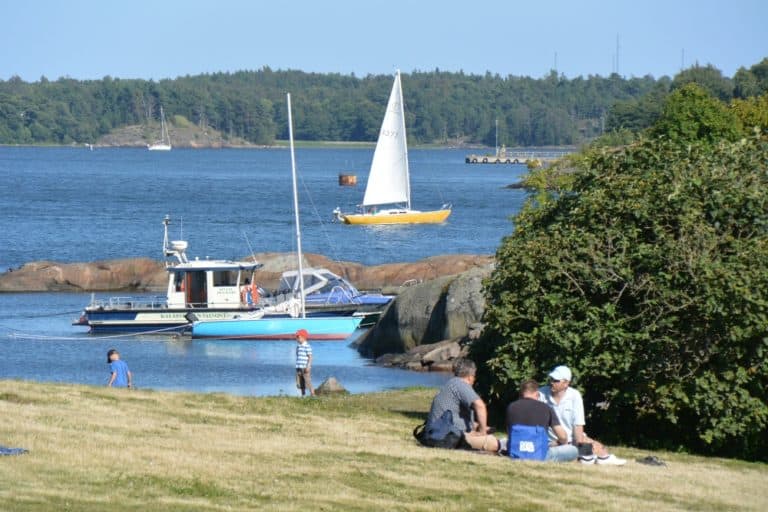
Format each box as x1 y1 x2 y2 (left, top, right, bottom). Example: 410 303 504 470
190 312 363 340
191 94 366 341
73 215 263 334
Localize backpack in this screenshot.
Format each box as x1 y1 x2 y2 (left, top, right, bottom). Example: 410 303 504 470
508 424 549 461
413 410 463 449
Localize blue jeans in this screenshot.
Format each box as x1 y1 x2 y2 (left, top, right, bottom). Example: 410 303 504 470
546 444 578 462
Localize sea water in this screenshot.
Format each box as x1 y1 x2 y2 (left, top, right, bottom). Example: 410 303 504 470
0 146 530 396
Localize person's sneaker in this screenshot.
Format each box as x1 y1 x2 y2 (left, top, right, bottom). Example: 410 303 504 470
578 455 596 464
596 454 626 466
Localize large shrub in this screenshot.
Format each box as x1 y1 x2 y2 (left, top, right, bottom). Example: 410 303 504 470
474 132 768 460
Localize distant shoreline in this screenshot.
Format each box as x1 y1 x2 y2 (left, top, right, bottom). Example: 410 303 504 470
0 141 574 151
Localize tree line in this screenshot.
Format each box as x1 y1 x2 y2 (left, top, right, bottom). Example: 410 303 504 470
0 59 766 147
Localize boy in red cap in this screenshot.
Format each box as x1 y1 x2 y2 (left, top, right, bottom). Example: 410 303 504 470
295 329 314 396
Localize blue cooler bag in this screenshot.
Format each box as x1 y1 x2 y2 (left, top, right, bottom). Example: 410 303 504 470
508 424 548 460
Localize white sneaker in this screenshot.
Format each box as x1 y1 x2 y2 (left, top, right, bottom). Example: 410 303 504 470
578 455 596 464
596 454 626 466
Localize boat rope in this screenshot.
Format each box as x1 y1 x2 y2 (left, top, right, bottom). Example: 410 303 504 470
297 168 344 264
0 309 83 320
0 323 189 341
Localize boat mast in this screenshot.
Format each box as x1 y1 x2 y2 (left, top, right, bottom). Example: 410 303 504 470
397 70 412 210
160 106 169 144
287 93 306 318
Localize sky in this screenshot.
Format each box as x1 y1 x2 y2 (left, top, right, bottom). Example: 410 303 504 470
1 0 766 82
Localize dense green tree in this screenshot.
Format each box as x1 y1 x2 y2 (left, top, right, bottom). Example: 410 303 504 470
731 93 768 133
649 83 742 143
671 63 733 101
734 58 768 98
473 76 768 462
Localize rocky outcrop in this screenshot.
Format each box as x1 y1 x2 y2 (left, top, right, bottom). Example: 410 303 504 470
374 322 485 372
0 253 493 293
0 258 167 292
356 265 493 358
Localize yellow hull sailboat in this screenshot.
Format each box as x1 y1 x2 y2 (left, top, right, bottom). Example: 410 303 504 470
333 71 451 226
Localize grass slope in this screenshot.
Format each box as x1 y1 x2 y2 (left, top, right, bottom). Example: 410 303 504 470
1 381 766 511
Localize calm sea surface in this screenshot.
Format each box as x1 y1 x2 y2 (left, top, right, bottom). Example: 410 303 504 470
0 146 529 396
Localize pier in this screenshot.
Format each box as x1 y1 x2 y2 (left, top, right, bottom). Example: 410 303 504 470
465 146 571 165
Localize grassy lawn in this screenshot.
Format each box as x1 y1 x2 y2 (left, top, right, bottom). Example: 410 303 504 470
1 380 766 511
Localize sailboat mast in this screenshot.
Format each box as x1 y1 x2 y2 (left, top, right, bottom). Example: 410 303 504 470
287 93 306 318
397 70 412 210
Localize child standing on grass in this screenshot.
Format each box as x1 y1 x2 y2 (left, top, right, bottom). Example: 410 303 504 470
295 329 314 396
106 348 133 388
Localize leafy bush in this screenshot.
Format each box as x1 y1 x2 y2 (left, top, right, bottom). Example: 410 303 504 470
474 132 768 461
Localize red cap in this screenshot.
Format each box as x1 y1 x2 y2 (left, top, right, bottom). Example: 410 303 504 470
295 329 309 339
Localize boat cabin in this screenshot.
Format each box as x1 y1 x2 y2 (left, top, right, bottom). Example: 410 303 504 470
162 215 261 309
166 259 262 308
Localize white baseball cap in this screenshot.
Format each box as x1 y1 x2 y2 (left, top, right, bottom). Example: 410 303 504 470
548 365 572 382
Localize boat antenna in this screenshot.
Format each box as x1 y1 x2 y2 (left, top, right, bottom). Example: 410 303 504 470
242 231 258 262
287 93 306 318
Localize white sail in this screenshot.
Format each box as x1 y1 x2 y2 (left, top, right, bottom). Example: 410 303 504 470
148 106 172 151
361 71 410 208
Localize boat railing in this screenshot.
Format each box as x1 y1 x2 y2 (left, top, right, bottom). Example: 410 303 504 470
324 285 359 305
90 296 168 310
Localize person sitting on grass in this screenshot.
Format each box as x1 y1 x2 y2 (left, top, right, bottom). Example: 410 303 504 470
506 379 577 462
422 358 501 454
539 365 626 465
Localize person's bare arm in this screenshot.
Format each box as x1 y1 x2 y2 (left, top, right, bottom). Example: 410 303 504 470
471 399 489 433
553 425 569 445
573 425 587 444
107 372 116 387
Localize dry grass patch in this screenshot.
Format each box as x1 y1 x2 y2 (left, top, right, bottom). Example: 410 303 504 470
0 380 766 511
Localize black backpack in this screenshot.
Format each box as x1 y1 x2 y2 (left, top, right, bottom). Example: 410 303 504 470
413 410 463 449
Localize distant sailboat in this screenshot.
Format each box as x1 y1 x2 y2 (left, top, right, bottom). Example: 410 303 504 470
147 106 172 151
333 70 451 225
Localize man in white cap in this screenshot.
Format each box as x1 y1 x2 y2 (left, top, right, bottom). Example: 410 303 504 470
538 365 626 465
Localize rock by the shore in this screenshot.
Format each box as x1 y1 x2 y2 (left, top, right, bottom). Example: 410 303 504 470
356 265 493 358
315 376 348 395
375 338 471 372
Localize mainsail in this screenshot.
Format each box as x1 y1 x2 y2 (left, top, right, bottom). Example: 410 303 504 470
361 71 411 208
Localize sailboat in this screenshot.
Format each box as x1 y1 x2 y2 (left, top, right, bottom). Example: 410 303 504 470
333 70 451 225
147 106 172 151
190 94 363 340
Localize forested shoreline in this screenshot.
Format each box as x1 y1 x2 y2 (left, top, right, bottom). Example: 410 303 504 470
1 59 765 147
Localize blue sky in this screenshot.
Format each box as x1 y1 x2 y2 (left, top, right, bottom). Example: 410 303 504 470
2 0 766 82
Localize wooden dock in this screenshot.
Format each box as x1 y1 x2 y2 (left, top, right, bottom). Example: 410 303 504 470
465 146 570 165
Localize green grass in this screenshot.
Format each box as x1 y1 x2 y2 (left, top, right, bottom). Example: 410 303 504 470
0 380 766 511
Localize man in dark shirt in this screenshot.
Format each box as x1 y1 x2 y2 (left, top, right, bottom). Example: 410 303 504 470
506 379 577 462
